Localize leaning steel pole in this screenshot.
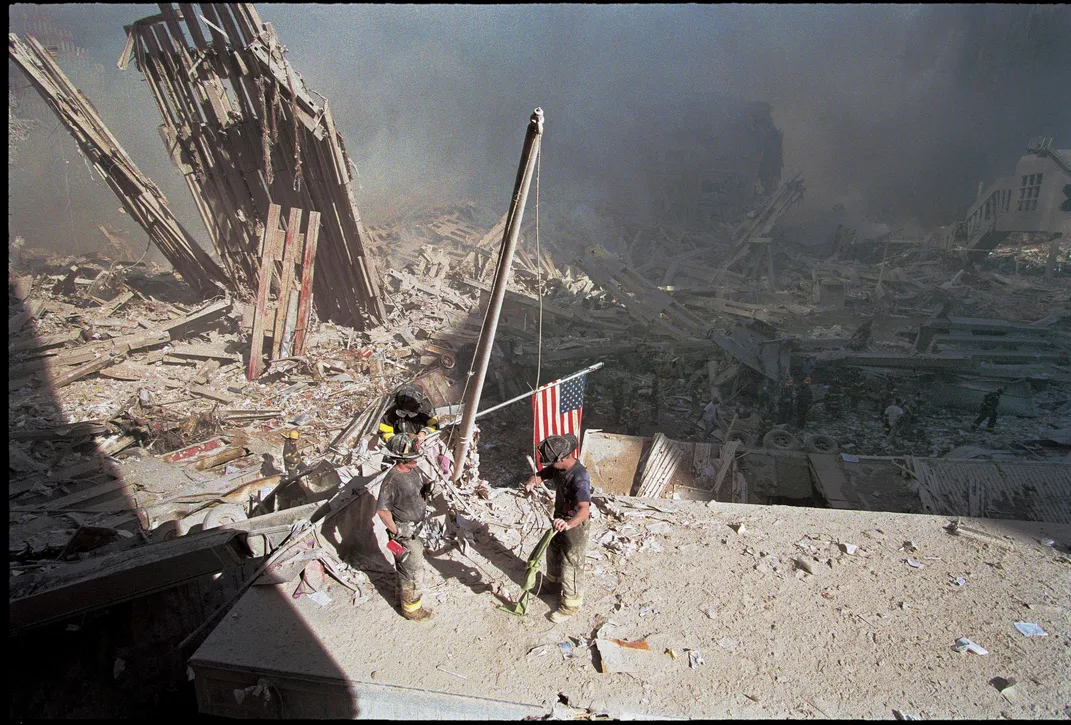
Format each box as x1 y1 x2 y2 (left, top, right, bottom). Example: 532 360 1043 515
452 108 544 482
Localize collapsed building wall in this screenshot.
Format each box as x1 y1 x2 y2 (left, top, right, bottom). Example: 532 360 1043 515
8 32 230 295
124 3 385 329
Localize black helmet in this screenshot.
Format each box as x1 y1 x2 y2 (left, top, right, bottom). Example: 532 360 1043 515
538 434 578 464
385 434 421 461
394 384 426 415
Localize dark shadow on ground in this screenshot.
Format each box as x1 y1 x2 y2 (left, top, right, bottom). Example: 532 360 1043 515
8 271 356 718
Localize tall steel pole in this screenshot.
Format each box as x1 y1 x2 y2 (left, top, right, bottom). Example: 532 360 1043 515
452 108 544 482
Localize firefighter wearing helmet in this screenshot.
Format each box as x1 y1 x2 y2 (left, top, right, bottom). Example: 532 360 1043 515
523 433 592 623
376 432 435 621
379 383 438 444
282 429 304 476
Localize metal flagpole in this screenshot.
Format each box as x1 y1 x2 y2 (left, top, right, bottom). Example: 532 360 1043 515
452 109 544 482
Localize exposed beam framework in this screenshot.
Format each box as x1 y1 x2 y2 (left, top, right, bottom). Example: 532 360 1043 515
126 4 385 329
8 32 230 295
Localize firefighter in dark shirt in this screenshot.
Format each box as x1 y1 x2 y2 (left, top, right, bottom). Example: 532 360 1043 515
524 434 592 623
376 434 435 621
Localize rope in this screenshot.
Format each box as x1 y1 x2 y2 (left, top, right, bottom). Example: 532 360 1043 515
534 150 543 390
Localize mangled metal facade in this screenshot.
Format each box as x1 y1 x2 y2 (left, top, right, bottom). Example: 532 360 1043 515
124 3 385 328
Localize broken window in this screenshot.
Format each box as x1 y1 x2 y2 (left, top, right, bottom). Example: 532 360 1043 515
1018 172 1043 212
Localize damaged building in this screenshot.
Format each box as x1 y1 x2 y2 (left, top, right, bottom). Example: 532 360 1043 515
8 2 1071 721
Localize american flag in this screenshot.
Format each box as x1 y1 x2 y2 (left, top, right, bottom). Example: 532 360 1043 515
533 373 586 465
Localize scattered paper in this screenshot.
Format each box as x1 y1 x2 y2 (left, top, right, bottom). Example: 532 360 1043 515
687 649 705 669
951 576 966 587
906 558 922 568
1014 622 1047 637
840 543 858 555
840 453 860 463
307 590 332 607
952 637 988 655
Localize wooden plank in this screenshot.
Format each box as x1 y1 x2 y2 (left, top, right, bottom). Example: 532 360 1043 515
9 330 81 355
189 383 236 404
98 290 135 317
712 441 740 499
247 204 283 380
293 211 320 356
9 299 45 335
43 477 135 512
51 354 119 388
272 207 303 359
168 343 240 362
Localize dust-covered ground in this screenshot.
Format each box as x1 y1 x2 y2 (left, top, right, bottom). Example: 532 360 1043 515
195 489 1071 719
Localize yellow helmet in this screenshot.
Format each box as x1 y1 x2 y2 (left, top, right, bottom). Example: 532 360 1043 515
286 430 300 439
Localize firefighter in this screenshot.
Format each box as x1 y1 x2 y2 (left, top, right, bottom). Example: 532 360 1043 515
823 381 844 417
380 383 438 444
376 434 435 621
282 430 303 476
776 379 795 425
524 434 591 623
971 387 1006 431
846 372 867 412
883 398 906 440
698 393 721 436
795 377 814 428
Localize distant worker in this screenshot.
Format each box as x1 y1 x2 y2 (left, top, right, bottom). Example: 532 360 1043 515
971 387 1006 431
846 372 867 411
776 379 795 425
524 434 591 623
380 383 438 444
376 434 435 621
756 381 772 412
883 399 906 441
698 394 721 436
823 381 844 417
755 404 774 443
879 379 899 417
795 377 814 428
282 430 304 476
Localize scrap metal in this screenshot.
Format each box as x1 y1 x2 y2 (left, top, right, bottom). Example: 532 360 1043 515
124 3 384 329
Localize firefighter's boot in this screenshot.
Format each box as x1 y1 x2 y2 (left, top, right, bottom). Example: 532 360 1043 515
400 587 433 621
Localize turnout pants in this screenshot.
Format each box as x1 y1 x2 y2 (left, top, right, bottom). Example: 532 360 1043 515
393 520 426 613
546 520 589 611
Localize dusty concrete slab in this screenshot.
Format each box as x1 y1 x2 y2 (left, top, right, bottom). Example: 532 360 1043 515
190 500 1071 719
